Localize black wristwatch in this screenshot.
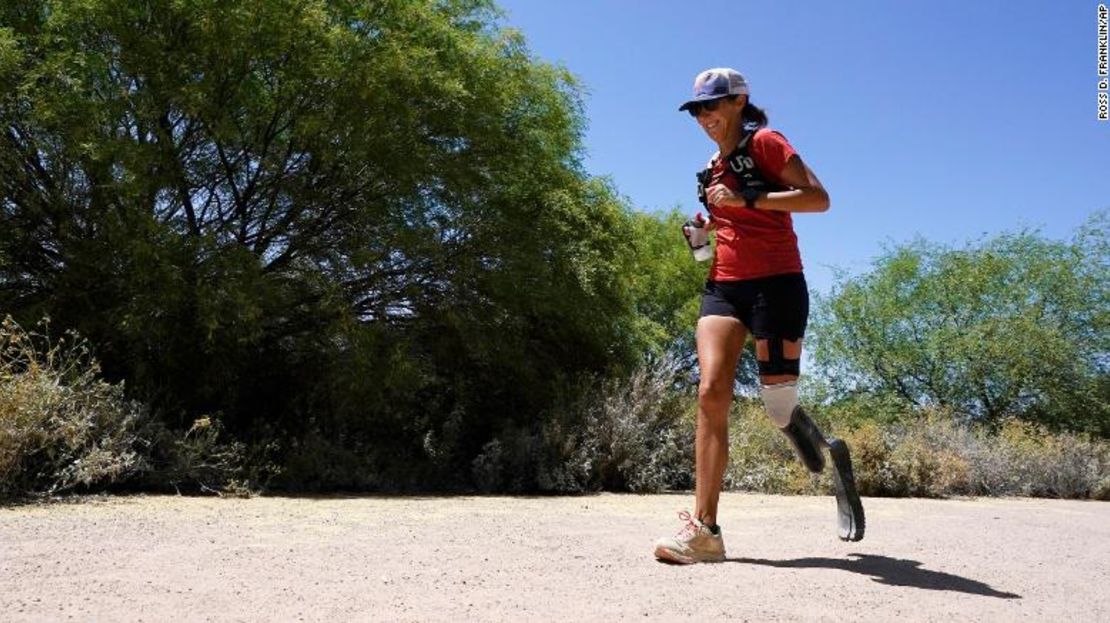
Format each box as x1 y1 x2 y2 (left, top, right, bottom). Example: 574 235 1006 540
741 187 762 209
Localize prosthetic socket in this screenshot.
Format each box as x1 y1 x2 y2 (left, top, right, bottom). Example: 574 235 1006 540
761 382 827 472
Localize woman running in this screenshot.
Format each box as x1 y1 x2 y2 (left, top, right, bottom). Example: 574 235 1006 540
654 67 865 564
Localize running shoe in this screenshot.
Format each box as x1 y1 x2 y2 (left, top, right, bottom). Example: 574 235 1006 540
653 511 725 564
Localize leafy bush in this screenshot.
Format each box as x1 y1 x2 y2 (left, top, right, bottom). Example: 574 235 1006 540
0 317 147 497
469 357 696 493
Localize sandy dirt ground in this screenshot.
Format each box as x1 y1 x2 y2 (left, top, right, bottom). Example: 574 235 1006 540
1 492 1108 622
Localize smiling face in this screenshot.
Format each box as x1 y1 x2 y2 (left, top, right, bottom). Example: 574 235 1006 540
692 95 747 144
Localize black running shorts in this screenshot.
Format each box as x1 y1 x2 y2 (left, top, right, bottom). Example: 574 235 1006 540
698 272 809 340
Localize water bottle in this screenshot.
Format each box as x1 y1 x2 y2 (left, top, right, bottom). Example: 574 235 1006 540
682 213 712 262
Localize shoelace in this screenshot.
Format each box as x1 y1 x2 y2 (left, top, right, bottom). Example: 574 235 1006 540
674 510 702 540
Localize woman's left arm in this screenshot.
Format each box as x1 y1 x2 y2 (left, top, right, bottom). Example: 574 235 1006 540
756 155 829 213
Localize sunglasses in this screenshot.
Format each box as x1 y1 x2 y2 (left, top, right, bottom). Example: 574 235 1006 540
686 97 733 117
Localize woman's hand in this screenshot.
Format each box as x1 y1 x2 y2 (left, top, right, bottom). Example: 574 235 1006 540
691 211 718 231
706 183 744 208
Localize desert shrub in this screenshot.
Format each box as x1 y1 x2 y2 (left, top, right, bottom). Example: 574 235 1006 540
577 359 695 493
470 357 696 493
0 317 148 497
985 419 1109 498
724 399 811 494
882 415 974 497
463 375 594 494
830 414 1109 499
0 316 273 498
722 401 1109 500
470 419 593 494
140 416 279 497
835 421 893 497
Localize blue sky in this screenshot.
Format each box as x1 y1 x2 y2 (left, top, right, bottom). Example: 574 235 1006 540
494 0 1109 295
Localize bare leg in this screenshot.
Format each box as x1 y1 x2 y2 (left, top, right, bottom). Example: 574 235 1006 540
694 315 748 527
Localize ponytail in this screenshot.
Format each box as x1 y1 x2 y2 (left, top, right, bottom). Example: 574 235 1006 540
741 101 769 129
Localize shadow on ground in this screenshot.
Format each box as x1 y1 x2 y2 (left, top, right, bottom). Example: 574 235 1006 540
731 554 1021 599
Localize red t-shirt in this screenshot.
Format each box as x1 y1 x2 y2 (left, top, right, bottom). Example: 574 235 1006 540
706 128 803 281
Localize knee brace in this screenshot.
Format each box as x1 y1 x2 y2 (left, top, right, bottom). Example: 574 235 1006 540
756 338 801 377
761 382 826 473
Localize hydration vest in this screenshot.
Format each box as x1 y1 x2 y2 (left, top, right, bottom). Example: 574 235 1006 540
696 125 788 212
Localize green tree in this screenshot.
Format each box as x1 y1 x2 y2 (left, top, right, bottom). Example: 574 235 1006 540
810 214 1110 435
624 209 706 355
0 0 687 488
